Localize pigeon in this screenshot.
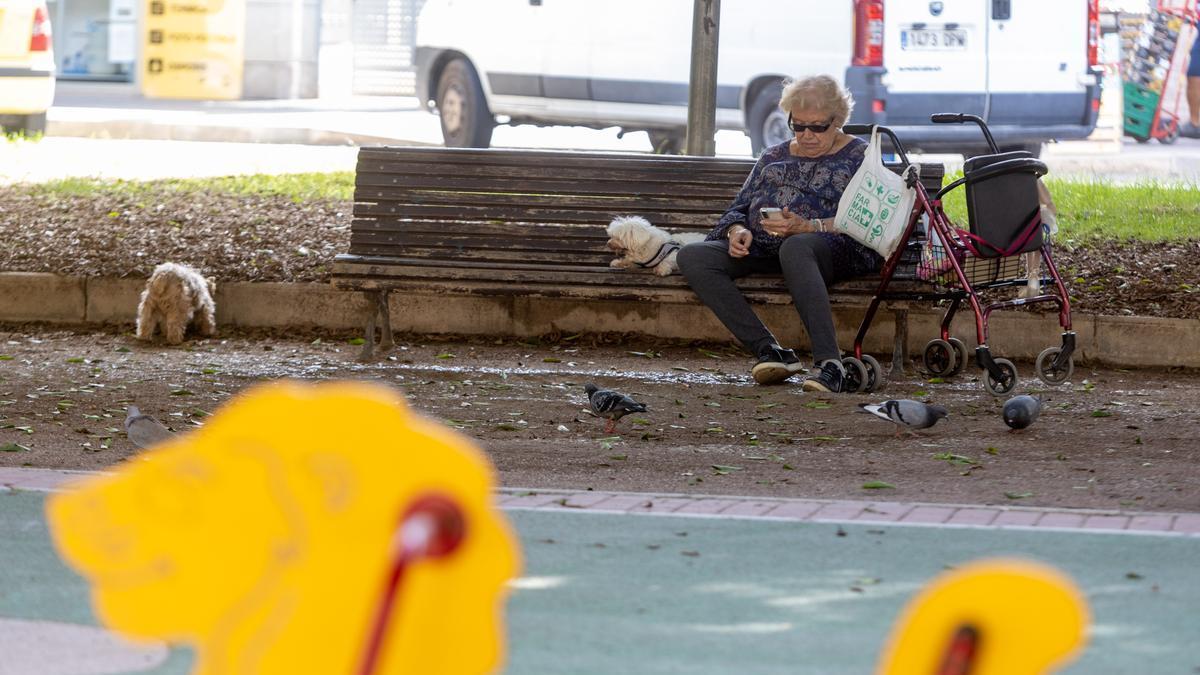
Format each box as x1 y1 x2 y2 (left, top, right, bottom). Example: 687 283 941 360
1002 394 1043 431
124 405 177 450
859 399 949 437
584 383 647 434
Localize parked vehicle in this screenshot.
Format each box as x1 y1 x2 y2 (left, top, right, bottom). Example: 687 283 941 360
0 0 54 136
414 0 1103 157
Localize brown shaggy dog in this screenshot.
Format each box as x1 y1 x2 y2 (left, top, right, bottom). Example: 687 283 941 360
135 263 216 345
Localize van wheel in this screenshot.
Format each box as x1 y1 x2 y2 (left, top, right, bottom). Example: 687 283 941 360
747 82 786 156
1 113 46 137
648 130 685 154
436 58 494 148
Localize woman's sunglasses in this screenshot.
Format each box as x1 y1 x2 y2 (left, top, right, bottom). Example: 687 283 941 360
788 115 834 134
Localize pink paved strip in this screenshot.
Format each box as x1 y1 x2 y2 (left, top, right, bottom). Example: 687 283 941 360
558 492 614 508
1035 512 1088 529
500 493 568 508
810 501 869 521
629 497 694 514
0 468 93 492
4 468 1196 536
1129 515 1175 532
762 501 823 520
1172 515 1200 534
497 489 1200 536
674 499 743 515
901 506 956 524
856 502 916 523
992 510 1042 527
1083 515 1130 530
722 501 780 517
945 508 1001 526
588 495 655 512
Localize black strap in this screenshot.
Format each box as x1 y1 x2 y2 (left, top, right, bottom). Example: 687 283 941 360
635 241 683 268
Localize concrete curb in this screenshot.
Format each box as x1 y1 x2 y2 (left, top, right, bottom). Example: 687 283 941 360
46 120 432 148
1 272 1198 368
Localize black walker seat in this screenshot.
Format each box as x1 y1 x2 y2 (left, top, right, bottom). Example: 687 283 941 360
961 151 1048 258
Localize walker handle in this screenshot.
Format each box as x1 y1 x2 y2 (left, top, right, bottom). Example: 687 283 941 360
929 113 999 153
930 113 966 124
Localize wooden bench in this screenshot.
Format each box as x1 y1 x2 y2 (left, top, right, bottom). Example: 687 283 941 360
331 147 944 361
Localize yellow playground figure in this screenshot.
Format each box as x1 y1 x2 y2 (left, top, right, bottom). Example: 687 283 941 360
46 381 520 675
877 558 1089 675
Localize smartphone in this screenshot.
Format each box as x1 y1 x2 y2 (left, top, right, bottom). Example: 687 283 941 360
759 207 783 220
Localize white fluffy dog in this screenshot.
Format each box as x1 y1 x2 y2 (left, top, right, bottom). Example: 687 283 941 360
605 215 706 276
136 263 217 345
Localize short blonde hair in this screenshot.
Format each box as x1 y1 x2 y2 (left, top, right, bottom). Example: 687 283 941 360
778 75 854 128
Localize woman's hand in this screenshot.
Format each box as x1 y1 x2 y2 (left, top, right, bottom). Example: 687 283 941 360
760 207 815 238
727 225 752 258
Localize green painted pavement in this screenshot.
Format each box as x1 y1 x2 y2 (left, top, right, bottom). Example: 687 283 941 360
2 490 1198 674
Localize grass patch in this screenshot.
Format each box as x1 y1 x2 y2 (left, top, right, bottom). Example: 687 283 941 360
17 172 356 202
938 174 1199 242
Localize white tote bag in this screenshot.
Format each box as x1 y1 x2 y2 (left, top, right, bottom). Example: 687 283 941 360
833 128 916 260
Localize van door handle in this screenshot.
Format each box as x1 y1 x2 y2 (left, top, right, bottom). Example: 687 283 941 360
530 0 541 5
992 0 1011 21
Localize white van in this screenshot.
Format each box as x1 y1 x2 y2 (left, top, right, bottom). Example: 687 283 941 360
0 0 55 135
414 0 1102 156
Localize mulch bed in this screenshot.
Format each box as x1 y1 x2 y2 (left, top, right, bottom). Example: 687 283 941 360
1 187 1197 319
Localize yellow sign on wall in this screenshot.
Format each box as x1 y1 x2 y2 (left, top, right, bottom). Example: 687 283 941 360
142 0 245 99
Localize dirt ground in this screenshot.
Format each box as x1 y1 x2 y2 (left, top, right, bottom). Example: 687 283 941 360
2 325 1196 513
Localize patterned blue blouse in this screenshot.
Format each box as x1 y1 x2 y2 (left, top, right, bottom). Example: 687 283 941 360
705 136 883 280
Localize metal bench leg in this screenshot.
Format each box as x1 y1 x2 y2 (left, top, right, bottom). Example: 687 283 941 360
359 291 378 361
890 308 909 379
377 290 394 350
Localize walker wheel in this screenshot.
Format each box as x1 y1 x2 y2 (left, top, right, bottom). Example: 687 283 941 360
984 357 1018 396
841 357 869 394
947 338 968 378
922 339 957 377
861 354 883 393
1035 346 1074 385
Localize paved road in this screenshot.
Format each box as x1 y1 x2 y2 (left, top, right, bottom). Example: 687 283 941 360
2 81 1196 184
3 489 1198 674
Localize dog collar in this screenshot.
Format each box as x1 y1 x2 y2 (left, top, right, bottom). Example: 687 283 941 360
635 241 682 269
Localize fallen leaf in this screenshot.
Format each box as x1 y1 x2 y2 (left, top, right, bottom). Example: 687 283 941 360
862 481 895 489
1004 491 1034 499
0 443 30 452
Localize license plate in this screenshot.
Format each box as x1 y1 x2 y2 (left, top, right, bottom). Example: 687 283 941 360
900 28 968 51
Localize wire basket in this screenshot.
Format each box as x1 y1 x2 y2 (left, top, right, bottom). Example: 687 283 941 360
915 239 1024 288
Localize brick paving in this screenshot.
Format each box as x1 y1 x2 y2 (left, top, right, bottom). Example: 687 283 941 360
4 467 1197 536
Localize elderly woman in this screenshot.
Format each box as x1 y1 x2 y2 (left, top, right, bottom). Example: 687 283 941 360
678 75 881 392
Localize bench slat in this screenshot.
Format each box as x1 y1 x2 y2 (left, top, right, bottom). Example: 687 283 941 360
350 174 734 200
355 147 758 172
351 204 725 227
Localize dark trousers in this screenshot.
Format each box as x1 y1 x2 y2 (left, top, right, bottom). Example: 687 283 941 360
678 235 840 363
